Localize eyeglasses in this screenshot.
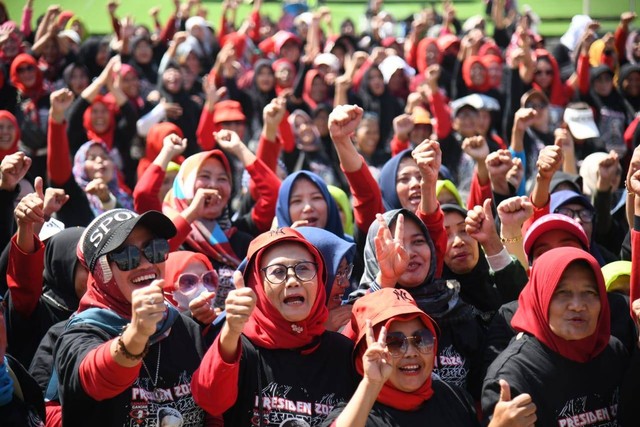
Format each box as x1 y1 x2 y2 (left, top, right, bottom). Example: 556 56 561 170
107 238 170 271
555 207 595 223
17 65 36 74
525 102 549 111
385 329 436 358
262 261 318 285
177 270 218 294
335 264 353 285
535 69 553 76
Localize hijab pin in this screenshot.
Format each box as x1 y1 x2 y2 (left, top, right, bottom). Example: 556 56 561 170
291 324 303 334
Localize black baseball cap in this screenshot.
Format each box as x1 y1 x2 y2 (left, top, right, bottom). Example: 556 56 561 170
81 209 176 272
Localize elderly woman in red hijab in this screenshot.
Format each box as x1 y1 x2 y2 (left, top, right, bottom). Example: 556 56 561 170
191 227 356 426
65 56 138 188
323 287 482 427
10 53 50 179
482 247 629 426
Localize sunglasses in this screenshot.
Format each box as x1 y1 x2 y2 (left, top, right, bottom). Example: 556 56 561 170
386 329 435 358
107 238 170 271
17 65 36 73
177 270 218 294
535 69 553 76
262 261 318 285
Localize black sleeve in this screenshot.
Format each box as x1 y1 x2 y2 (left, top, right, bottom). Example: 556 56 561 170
503 68 527 142
28 321 65 394
0 187 19 254
620 346 640 426
450 58 466 101
293 61 312 100
490 259 528 304
66 97 91 154
481 302 517 380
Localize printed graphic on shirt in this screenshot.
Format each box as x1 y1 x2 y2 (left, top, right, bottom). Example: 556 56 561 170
599 108 626 158
556 391 618 427
214 266 235 310
128 371 204 426
433 344 468 389
250 381 343 427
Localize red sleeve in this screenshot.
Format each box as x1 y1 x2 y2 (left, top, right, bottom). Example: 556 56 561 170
248 159 281 233
630 228 640 318
601 53 616 70
197 108 217 151
522 198 549 237
344 159 384 234
248 11 261 43
615 26 628 61
576 54 591 97
405 39 419 70
466 168 493 210
279 110 296 153
255 134 281 174
428 90 452 139
219 15 229 46
45 402 62 427
416 206 446 278
133 163 164 213
7 234 45 317
159 14 177 44
352 59 373 93
390 135 410 157
191 335 242 416
47 119 72 186
79 340 141 400
169 214 192 252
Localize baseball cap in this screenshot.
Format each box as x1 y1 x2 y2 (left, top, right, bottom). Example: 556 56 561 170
348 288 436 347
81 209 176 272
313 53 340 73
564 104 600 140
550 190 594 213
523 213 589 260
440 203 468 217
520 89 549 108
451 94 500 117
212 100 246 124
412 106 432 126
379 55 416 84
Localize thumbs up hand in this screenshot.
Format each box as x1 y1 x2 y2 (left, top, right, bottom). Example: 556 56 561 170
15 176 46 227
489 379 537 427
225 270 257 336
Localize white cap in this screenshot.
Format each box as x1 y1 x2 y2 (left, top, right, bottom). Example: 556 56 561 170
39 217 65 241
58 29 81 45
314 53 340 72
564 107 600 140
379 55 415 84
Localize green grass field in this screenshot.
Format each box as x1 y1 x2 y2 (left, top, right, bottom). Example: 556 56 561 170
4 0 637 38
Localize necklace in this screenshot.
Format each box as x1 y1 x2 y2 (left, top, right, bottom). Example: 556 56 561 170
141 342 161 387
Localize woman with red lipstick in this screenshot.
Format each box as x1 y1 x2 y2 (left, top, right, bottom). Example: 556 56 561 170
191 227 356 426
323 288 481 427
482 247 629 426
53 209 210 426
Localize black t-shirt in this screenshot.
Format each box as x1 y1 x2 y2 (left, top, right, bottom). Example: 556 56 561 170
223 332 357 427
321 378 480 427
54 314 206 426
482 333 629 426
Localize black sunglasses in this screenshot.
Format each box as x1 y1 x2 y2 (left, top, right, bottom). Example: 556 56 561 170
386 329 435 358
107 238 170 271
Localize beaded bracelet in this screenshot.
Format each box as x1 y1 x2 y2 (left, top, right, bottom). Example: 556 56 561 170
500 235 523 244
116 325 149 360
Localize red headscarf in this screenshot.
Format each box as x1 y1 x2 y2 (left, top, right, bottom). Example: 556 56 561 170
137 122 184 179
462 55 491 93
272 58 297 95
9 53 44 99
302 69 328 111
242 228 328 352
481 55 504 89
163 250 214 307
416 38 442 74
0 110 20 160
345 288 437 410
511 247 610 363
83 95 116 149
532 49 568 107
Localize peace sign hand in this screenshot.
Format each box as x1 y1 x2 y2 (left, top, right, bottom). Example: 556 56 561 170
375 213 409 288
362 319 393 386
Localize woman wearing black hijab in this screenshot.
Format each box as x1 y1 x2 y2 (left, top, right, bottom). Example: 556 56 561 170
6 227 87 368
77 36 111 80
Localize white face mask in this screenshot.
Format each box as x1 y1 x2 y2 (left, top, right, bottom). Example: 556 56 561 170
172 284 211 311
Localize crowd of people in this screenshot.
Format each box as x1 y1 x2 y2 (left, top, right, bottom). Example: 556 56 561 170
1 0 640 425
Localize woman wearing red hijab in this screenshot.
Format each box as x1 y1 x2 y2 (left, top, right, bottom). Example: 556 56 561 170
482 247 628 426
323 288 481 426
191 227 356 426
0 110 20 161
10 53 50 178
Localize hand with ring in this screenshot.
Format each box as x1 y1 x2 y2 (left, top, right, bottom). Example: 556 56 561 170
131 280 167 339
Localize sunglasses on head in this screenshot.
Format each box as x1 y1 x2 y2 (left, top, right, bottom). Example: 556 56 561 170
177 270 218 294
107 238 170 271
385 329 435 358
